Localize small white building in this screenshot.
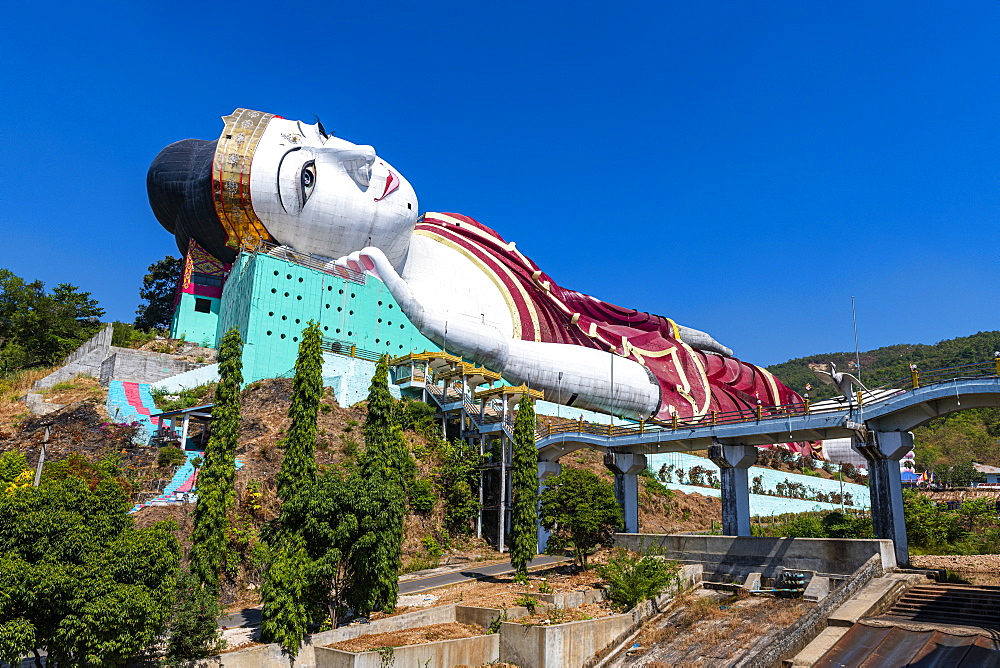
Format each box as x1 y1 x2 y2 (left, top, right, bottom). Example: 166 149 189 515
973 463 1000 487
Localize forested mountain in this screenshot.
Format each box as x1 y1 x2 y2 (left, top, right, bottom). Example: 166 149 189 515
766 331 1000 400
767 331 1000 471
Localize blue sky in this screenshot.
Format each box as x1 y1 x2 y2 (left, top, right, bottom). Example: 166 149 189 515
2 1 997 366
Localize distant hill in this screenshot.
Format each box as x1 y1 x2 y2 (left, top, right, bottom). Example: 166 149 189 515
767 331 1000 470
766 331 1000 401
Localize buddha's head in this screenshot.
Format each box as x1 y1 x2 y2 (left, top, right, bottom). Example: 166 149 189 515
147 109 418 268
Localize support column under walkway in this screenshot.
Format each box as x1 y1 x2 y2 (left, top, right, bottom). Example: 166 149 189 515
709 442 758 536
604 452 647 534
855 430 912 567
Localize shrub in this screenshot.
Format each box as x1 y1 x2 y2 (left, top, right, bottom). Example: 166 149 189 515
158 446 187 468
399 399 437 436
409 477 436 513
515 594 539 613
596 549 680 611
640 467 672 496
539 468 622 569
421 535 443 558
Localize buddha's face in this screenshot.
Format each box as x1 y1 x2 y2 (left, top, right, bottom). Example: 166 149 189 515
249 116 418 268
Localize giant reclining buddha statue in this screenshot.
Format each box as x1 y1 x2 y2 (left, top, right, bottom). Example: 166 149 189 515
148 108 801 425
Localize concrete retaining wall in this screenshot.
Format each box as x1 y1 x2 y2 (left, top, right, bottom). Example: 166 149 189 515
191 575 698 668
314 634 499 668
498 568 703 668
190 605 460 667
500 615 633 668
310 605 458 647
33 324 114 389
536 588 605 608
614 534 896 578
455 605 534 628
99 347 200 385
32 324 207 390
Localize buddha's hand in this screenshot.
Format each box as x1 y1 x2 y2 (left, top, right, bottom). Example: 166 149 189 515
335 248 512 371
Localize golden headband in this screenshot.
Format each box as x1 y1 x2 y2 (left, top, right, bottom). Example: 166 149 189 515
212 108 277 249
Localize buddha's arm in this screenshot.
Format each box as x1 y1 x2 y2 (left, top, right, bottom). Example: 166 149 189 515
339 248 661 419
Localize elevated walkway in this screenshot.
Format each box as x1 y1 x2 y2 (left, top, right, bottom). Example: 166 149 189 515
389 353 1000 564
536 367 1000 458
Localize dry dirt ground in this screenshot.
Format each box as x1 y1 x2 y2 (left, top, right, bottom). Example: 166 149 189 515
910 554 1000 586
326 622 485 652
1 375 726 612
611 589 813 667
373 565 606 620
220 565 612 653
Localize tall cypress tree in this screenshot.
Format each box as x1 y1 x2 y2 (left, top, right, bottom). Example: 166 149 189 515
259 537 309 656
347 355 407 615
189 327 243 590
261 322 324 653
510 393 539 583
276 321 322 501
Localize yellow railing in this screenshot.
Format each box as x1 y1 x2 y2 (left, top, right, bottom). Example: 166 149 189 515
535 358 1000 442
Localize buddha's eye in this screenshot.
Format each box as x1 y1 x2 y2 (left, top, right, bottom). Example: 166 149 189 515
300 161 316 205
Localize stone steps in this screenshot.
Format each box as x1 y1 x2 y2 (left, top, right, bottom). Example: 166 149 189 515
885 584 1000 630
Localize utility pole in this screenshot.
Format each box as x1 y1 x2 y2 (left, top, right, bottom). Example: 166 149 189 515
33 427 50 487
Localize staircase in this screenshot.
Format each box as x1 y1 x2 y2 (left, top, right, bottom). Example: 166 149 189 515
883 583 1000 630
426 383 514 439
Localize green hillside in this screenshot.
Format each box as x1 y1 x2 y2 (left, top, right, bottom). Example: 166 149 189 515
767 331 1000 470
766 331 1000 401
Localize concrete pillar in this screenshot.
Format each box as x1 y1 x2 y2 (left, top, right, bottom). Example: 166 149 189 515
536 460 562 552
180 413 191 450
855 431 912 567
498 437 507 553
604 452 647 534
709 442 758 537
477 436 485 539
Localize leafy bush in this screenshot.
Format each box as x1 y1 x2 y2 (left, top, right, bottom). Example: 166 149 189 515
640 467 672 496
514 594 539 613
904 490 968 549
151 383 216 412
0 452 27 485
111 321 158 349
435 438 482 535
596 549 680 611
421 535 443 558
398 399 437 436
158 446 187 468
539 468 622 569
165 569 223 661
409 477 436 513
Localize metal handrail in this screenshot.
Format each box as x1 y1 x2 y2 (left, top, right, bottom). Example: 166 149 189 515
243 239 367 284
320 338 383 362
534 358 1000 442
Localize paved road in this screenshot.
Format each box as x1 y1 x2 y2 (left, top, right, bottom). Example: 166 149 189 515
399 554 568 595
218 554 570 629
